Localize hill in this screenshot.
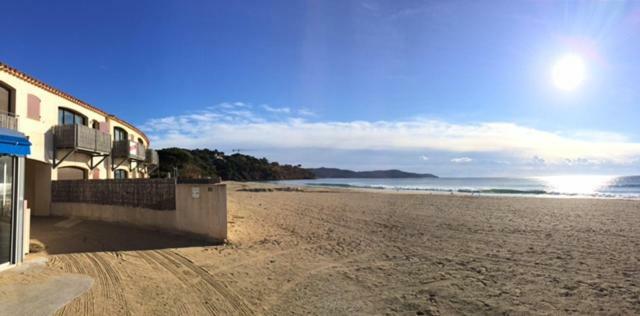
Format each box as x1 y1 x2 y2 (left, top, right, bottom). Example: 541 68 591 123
308 167 438 179
156 148 315 181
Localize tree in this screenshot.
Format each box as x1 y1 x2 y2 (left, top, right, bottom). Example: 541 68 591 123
155 148 315 181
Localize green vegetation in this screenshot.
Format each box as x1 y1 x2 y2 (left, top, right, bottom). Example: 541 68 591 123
308 167 438 179
155 148 315 181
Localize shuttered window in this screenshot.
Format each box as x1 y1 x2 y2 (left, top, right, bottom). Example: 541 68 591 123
27 94 41 120
100 121 110 134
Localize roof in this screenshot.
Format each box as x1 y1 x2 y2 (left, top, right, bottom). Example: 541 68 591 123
0 62 150 145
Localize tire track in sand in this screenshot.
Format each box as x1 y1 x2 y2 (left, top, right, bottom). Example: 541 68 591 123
52 252 130 316
52 254 96 316
84 252 131 315
161 250 255 315
135 251 198 315
137 250 218 315
261 252 377 314
137 249 254 315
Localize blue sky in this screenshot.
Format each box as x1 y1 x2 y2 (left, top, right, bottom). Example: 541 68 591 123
2 1 640 176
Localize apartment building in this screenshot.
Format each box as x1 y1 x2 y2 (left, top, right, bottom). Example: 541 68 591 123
0 62 158 267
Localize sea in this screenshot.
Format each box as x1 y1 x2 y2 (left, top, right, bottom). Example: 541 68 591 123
272 175 640 199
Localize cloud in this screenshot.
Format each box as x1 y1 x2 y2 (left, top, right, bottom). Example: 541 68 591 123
298 108 316 117
420 155 430 161
142 103 640 166
262 105 291 114
217 101 250 109
451 157 473 163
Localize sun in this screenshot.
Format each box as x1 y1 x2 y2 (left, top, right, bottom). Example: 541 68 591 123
551 54 586 91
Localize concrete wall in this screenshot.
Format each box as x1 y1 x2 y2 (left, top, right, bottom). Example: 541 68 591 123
175 184 227 240
50 184 227 242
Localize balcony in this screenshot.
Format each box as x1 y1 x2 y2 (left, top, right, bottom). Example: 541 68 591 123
145 149 159 165
54 124 111 154
112 140 146 161
0 111 17 130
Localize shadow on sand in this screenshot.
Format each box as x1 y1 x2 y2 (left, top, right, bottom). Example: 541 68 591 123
30 216 216 255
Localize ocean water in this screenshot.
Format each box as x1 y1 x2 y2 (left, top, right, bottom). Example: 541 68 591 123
272 175 640 199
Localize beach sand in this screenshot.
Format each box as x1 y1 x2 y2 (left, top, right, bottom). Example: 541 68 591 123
4 181 640 315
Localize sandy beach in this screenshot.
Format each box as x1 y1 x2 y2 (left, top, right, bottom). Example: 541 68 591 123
3 181 640 315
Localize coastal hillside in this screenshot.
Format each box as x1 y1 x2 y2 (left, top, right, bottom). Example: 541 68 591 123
308 167 438 179
156 148 315 181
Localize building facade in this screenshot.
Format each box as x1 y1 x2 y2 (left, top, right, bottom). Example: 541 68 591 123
0 62 158 218
0 128 29 269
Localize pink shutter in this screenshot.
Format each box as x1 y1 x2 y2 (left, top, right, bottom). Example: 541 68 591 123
100 121 110 133
27 94 41 120
92 168 100 179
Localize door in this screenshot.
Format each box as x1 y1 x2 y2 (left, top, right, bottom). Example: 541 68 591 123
0 155 14 266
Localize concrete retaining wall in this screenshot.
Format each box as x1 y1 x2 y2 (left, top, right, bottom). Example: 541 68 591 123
50 183 227 242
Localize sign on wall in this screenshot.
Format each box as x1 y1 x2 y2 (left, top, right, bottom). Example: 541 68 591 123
192 187 200 199
129 141 137 156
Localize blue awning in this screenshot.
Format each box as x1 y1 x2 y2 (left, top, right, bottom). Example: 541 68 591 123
0 128 31 156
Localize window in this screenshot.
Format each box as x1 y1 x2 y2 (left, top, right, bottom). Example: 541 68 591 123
0 155 14 265
114 169 128 179
92 120 100 130
58 167 87 180
0 86 8 114
137 137 144 145
0 82 14 115
58 108 87 125
114 127 128 141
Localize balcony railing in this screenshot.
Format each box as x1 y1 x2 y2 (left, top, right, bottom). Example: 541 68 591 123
145 149 159 165
112 140 146 161
0 111 17 130
54 124 111 154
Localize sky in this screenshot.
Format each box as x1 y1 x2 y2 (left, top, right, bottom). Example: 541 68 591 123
2 0 640 176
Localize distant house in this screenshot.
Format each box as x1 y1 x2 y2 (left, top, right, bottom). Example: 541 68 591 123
0 62 158 268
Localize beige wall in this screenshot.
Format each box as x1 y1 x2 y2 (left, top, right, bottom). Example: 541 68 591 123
175 184 227 240
25 159 51 216
0 71 150 180
50 184 227 242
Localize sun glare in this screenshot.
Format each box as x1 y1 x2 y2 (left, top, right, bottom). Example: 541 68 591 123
538 175 614 195
551 54 586 91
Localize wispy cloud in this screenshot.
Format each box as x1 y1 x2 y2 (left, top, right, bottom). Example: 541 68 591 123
298 108 316 117
451 157 473 163
420 155 430 161
142 102 640 168
217 101 251 109
262 105 291 114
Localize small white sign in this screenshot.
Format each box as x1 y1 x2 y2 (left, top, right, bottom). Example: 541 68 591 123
192 187 200 199
129 140 138 155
